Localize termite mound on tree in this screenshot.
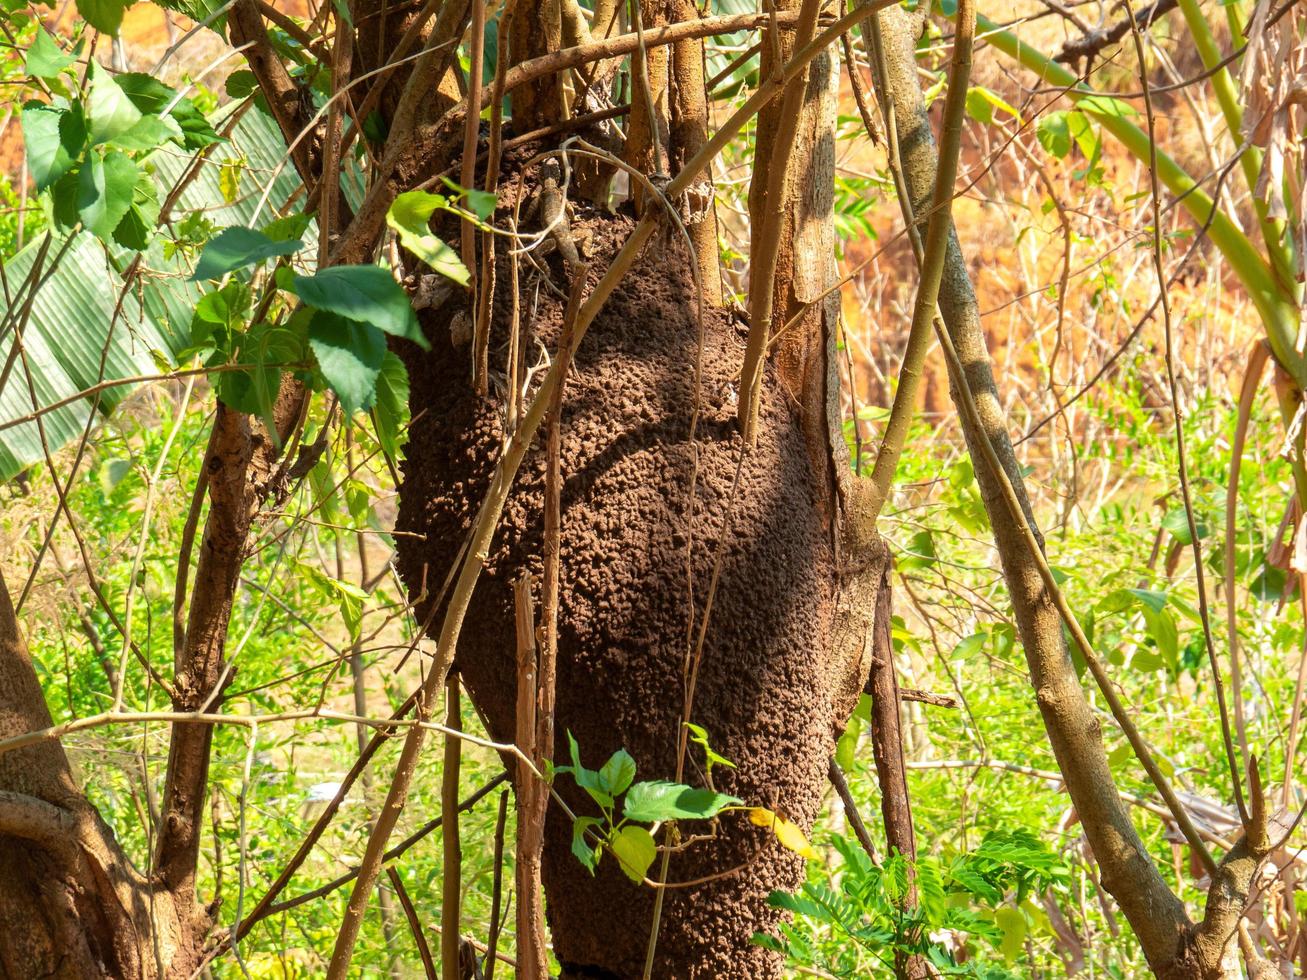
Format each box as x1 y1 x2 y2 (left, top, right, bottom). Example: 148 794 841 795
392 158 861 978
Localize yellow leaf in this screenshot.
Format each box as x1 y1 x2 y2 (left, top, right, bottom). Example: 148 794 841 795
219 156 245 205
749 807 818 860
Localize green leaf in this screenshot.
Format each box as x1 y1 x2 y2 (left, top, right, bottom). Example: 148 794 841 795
1140 606 1180 673
78 150 138 238
22 103 79 191
191 226 304 281
835 718 859 771
441 176 496 220
952 632 987 662
1130 649 1166 672
564 732 615 809
571 816 603 873
112 166 161 250
109 114 183 152
0 230 181 477
386 190 470 286
77 0 128 35
261 211 314 242
193 280 250 336
291 265 428 349
1036 111 1072 158
750 932 785 954
898 529 937 571
766 887 826 919
98 457 132 493
373 352 410 458
1098 589 1134 615
684 722 735 773
621 781 740 823
1161 507 1207 546
113 73 222 150
965 87 995 125
300 565 368 641
362 110 388 145
308 311 387 414
965 85 1020 126
218 319 304 422
88 63 143 146
25 30 74 79
151 0 228 30
608 825 656 883
598 749 637 797
226 70 258 100
1126 588 1167 613
1067 110 1100 163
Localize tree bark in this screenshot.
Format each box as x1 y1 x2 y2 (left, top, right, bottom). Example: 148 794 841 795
863 564 931 980
667 0 723 306
625 0 671 192
509 0 566 131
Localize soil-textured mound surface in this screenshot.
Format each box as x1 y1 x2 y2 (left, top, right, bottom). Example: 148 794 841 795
395 201 849 979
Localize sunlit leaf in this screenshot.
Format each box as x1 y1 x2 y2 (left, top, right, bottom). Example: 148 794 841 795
622 781 739 823
308 311 387 414
749 807 818 860
190 226 304 281
608 825 656 883
292 265 429 349
25 30 74 79
386 190 470 286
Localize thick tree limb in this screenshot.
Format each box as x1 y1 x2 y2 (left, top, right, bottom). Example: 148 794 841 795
154 387 303 907
863 0 973 521
228 0 321 182
872 8 1204 977
0 788 76 857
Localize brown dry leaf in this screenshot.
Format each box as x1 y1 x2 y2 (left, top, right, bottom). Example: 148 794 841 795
1240 0 1307 239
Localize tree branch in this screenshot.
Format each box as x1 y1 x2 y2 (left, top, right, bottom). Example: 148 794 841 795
873 8 1202 976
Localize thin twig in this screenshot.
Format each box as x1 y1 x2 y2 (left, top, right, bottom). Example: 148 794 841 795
1125 0 1248 828
483 789 509 980
388 867 438 980
828 760 880 863
441 674 463 980
463 0 487 393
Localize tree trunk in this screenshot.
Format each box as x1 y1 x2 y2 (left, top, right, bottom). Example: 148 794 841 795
0 567 191 978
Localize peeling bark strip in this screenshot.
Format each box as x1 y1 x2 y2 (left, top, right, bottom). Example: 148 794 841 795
874 9 1271 978
866 565 915 862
